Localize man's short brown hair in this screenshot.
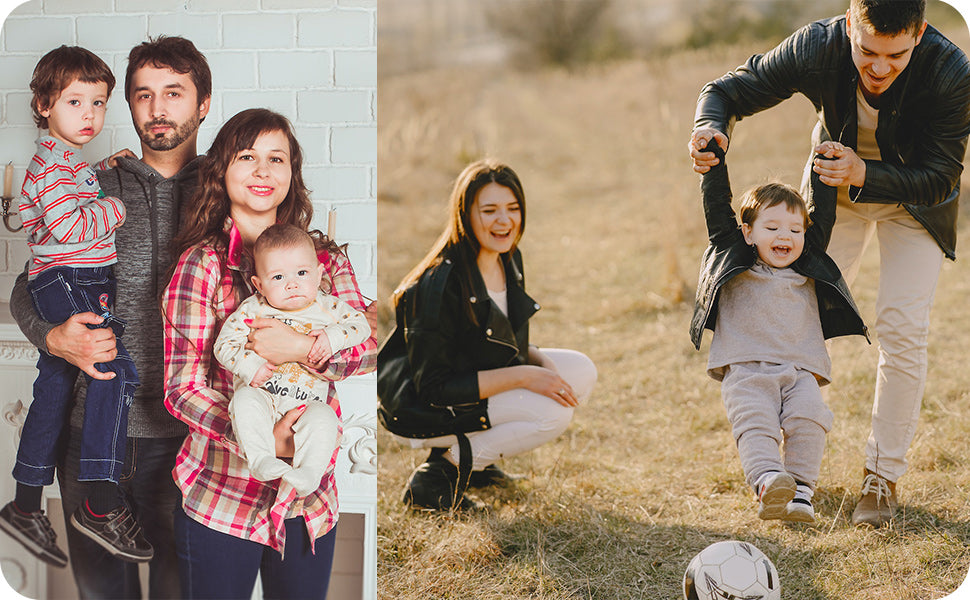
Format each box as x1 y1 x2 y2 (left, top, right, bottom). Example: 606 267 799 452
124 36 211 107
29 46 115 129
850 0 926 36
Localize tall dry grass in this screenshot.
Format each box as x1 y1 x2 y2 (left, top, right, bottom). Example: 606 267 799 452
376 26 970 600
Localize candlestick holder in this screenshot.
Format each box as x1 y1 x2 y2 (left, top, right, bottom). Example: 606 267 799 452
1 195 22 233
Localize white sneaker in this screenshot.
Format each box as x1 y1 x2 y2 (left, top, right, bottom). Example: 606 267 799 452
756 472 796 520
784 499 816 523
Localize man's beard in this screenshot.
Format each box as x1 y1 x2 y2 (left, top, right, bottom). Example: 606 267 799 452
138 115 200 151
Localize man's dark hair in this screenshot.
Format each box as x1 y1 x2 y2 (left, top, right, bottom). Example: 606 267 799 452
124 36 211 106
850 0 926 36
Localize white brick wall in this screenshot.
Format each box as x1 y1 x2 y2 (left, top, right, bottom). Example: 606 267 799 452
0 0 377 299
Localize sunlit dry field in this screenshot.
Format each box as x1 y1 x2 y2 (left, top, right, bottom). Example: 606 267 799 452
376 19 970 599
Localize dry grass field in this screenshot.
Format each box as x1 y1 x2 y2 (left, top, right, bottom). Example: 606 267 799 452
376 15 970 600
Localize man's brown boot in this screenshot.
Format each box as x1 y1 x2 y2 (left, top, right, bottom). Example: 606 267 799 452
850 469 897 527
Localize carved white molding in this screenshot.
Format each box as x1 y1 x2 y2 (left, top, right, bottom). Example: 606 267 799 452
0 557 26 593
340 412 376 475
1 399 26 447
0 341 38 364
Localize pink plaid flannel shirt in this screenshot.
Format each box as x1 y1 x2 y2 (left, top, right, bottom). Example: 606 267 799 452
162 222 376 553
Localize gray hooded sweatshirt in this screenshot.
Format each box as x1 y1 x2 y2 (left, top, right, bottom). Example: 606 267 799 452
10 155 201 438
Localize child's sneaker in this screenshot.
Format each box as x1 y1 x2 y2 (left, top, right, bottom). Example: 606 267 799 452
0 502 68 567
70 501 153 563
784 482 816 523
756 472 796 520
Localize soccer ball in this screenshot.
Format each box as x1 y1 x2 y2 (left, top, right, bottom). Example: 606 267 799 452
683 540 781 600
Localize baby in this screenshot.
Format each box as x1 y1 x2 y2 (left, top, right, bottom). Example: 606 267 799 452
214 224 370 495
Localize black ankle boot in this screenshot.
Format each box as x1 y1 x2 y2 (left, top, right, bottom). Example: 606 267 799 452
402 455 477 511
467 464 523 489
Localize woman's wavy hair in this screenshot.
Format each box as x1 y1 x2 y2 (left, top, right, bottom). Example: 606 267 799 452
170 108 338 296
392 159 526 312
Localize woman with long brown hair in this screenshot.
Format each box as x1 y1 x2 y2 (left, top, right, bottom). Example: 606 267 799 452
162 108 376 598
378 159 597 511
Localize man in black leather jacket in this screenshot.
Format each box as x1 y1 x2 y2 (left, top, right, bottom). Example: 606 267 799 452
688 0 970 527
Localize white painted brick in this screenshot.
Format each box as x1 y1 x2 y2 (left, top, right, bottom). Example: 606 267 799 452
294 126 330 166
264 0 336 9
0 242 10 272
223 14 295 50
3 127 38 164
8 1 42 16
148 13 221 49
207 52 258 91
303 166 369 200
297 91 369 124
260 52 331 89
3 17 73 52
0 56 41 94
7 239 30 274
334 50 375 87
0 274 18 297
331 126 374 164
117 0 190 11
105 98 136 128
77 16 149 52
185 0 260 11
222 91 296 122
43 0 112 14
5 92 34 128
326 202 374 240
344 243 374 280
297 11 371 48
337 0 375 7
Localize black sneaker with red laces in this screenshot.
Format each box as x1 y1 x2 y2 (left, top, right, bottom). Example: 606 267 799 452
70 501 153 563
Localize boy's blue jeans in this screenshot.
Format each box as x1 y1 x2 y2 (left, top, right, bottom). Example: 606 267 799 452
14 265 139 486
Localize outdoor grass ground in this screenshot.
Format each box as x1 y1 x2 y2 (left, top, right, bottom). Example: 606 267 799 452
376 29 970 599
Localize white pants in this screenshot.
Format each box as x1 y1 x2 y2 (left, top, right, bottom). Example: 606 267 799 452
230 387 340 496
402 348 597 471
826 194 943 482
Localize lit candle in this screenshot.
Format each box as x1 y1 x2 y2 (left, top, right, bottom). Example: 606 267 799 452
3 162 12 198
327 209 336 240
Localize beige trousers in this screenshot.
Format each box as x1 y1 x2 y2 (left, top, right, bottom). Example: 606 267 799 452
826 193 943 482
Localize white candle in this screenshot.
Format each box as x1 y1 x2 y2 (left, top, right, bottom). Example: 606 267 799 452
327 209 336 240
3 163 12 198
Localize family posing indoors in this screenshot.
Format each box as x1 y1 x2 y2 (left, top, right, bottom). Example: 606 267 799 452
4 35 375 599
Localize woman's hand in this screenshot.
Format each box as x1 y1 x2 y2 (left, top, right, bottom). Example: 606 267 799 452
518 365 578 407
245 318 313 365
273 404 307 459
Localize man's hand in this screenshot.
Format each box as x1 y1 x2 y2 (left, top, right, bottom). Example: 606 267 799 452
689 128 729 173
363 300 377 334
813 141 866 187
106 148 137 168
45 313 117 380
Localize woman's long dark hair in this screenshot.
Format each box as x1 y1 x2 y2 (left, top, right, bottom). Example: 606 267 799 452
392 159 526 318
170 108 340 282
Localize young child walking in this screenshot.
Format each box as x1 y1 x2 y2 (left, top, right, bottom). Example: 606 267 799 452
0 46 152 566
214 224 370 496
690 141 868 523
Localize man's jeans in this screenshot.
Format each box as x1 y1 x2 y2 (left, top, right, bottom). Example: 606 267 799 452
57 428 184 599
15 266 139 486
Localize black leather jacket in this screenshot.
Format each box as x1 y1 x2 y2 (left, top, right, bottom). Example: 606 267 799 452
379 247 540 433
694 16 970 259
690 145 868 349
